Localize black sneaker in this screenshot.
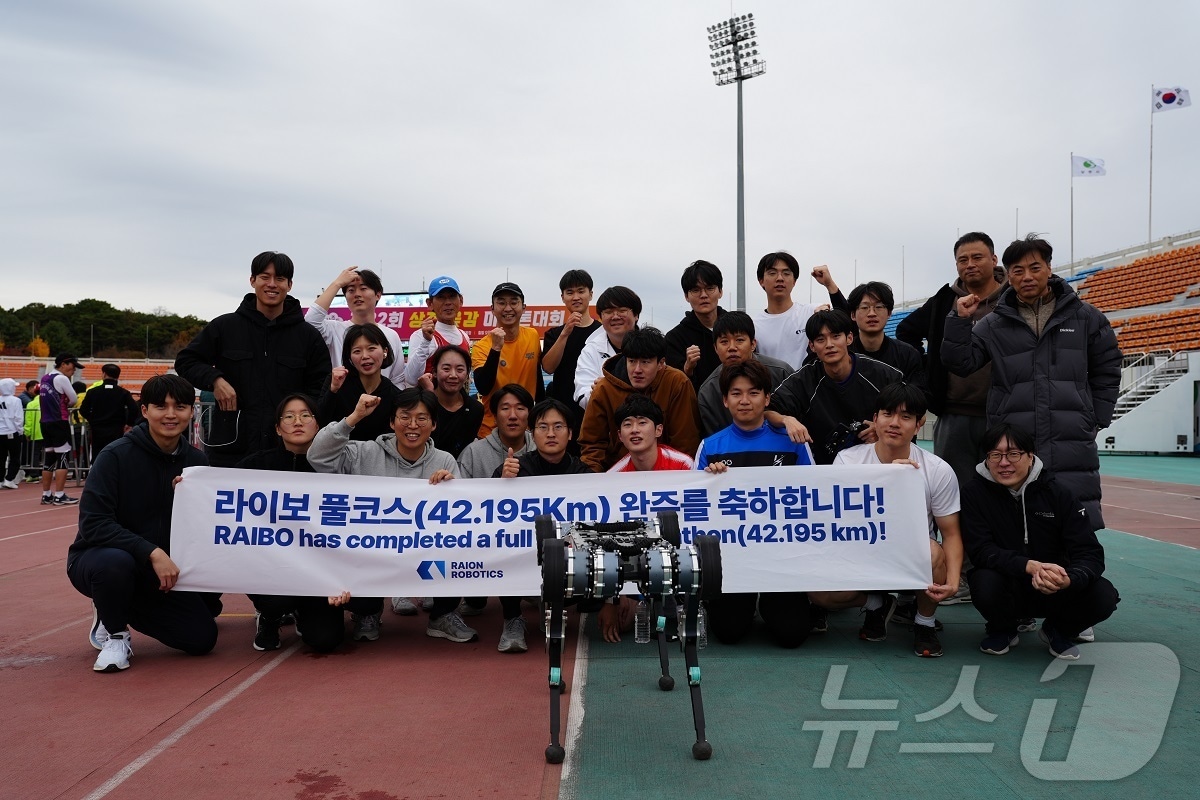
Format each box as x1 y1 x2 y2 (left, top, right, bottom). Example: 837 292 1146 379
890 601 943 631
253 613 281 651
859 595 897 642
279 612 296 627
913 623 943 657
53 494 79 506
809 606 828 634
41 494 53 505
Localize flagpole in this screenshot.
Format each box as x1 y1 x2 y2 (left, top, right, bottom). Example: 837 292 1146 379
1148 85 1155 243
1070 152 1075 268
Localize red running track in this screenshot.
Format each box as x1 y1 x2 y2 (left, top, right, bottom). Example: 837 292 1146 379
0 482 571 800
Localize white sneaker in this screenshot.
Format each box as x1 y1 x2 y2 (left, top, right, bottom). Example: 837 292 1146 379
89 604 110 650
93 632 132 672
1073 627 1096 643
0 480 18 490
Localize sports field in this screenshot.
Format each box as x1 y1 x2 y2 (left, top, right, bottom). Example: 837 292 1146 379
2 456 1196 799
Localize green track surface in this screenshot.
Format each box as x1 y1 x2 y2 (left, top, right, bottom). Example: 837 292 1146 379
560 529 1198 800
1098 454 1200 485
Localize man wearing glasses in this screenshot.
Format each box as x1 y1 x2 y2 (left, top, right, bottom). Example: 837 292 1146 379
847 281 927 397
495 398 591 653
471 282 544 438
176 251 331 467
574 286 641 410
961 423 1119 660
308 387 461 644
665 260 728 392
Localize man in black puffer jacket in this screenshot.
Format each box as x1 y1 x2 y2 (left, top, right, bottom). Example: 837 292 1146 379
175 251 331 466
67 375 217 673
941 235 1121 530
961 423 1119 661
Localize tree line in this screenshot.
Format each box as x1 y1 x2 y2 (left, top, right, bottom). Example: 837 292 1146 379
0 300 207 360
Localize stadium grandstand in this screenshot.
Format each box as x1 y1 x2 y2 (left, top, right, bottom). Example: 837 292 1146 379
890 228 1200 455
0 358 174 399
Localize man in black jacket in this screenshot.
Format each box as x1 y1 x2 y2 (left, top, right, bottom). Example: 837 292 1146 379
175 252 331 467
766 310 903 464
79 364 142 458
66 375 217 672
962 423 1119 661
495 398 591 653
941 234 1122 530
896 232 1007 486
665 260 727 392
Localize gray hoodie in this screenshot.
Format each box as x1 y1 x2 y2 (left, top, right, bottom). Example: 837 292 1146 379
457 429 533 479
308 419 459 479
976 454 1044 545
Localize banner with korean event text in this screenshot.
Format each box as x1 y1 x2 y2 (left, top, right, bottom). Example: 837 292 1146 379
308 305 566 343
171 465 932 596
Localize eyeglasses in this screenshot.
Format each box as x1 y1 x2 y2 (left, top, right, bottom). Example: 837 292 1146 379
493 298 523 309
985 450 1027 464
687 284 718 296
856 304 888 314
396 414 433 426
534 423 568 433
600 307 633 318
280 413 315 424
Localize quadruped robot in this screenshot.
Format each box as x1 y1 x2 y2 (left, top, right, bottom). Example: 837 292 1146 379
536 511 722 762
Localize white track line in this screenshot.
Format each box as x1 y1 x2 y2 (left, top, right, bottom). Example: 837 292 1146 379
557 613 590 800
0 524 75 542
80 642 301 800
0 615 91 651
1102 502 1200 523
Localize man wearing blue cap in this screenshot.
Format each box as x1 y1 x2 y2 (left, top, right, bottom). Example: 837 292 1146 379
405 276 472 386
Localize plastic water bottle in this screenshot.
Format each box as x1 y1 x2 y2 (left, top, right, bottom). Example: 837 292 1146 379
634 598 650 644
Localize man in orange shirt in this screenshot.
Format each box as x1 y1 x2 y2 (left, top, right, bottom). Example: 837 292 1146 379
471 283 544 437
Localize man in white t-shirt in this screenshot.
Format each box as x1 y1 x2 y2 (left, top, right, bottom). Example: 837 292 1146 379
751 251 848 366
405 276 471 386
809 382 963 658
305 266 407 388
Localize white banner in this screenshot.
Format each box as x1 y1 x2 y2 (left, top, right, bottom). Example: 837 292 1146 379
171 465 932 596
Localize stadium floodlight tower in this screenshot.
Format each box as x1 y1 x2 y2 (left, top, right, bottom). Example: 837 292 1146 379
707 12 765 311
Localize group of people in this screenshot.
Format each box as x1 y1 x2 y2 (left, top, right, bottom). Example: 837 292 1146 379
0 360 143 501
62 236 1121 674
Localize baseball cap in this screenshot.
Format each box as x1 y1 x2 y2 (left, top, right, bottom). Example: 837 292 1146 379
54 353 81 368
491 282 524 300
428 276 461 297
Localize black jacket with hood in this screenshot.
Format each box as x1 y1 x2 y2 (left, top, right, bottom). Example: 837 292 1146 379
67 422 208 568
940 276 1121 528
665 308 728 392
960 457 1105 591
175 294 331 460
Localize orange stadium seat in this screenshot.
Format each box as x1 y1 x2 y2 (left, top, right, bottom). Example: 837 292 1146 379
1081 245 1200 312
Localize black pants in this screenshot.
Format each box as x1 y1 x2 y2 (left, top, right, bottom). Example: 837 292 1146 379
967 567 1120 639
250 594 381 653
67 547 218 656
708 591 811 649
89 426 125 459
0 433 20 481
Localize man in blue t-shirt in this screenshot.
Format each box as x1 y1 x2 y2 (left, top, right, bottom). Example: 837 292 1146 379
697 360 815 648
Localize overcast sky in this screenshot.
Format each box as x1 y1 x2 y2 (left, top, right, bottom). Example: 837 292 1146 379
3 1 1198 324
